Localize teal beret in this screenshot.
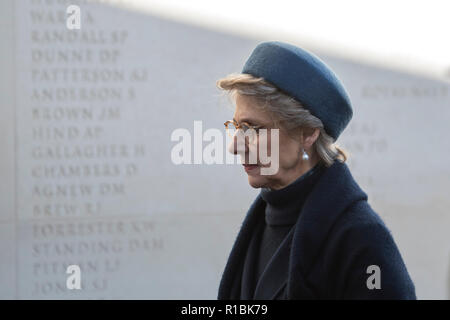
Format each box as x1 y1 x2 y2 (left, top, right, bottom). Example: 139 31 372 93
242 41 353 141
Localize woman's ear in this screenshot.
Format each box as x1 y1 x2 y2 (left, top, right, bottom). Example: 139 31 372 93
290 127 305 143
303 128 320 149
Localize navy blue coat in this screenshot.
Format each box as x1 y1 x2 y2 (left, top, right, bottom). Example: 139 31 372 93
218 160 416 299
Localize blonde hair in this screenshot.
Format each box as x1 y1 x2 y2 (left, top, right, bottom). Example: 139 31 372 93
216 73 349 167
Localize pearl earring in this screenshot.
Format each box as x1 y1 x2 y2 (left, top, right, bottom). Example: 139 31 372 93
302 148 309 161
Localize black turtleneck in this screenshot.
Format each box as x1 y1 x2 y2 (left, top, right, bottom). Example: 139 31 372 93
245 161 326 298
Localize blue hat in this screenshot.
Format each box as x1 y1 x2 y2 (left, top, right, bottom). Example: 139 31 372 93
242 41 353 141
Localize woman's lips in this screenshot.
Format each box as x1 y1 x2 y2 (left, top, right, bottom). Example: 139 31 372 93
243 164 259 172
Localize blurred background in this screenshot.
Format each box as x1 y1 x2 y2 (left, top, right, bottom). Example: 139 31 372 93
0 0 449 299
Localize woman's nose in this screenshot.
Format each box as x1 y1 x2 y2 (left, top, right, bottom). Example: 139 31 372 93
227 132 247 155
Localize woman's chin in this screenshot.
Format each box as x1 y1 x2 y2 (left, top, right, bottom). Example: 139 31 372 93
247 175 268 189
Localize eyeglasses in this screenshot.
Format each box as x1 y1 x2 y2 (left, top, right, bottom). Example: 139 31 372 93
224 120 263 143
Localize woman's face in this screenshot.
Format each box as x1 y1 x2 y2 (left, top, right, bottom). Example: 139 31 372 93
229 93 318 190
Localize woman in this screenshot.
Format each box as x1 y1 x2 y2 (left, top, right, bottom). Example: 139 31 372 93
216 41 416 299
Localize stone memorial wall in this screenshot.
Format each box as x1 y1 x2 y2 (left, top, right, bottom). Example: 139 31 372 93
0 0 449 299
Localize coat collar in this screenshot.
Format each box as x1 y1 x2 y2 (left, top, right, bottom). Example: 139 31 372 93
287 160 368 298
218 160 368 300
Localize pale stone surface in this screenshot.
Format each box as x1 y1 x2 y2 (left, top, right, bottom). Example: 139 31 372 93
329 57 450 299
0 0 448 299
